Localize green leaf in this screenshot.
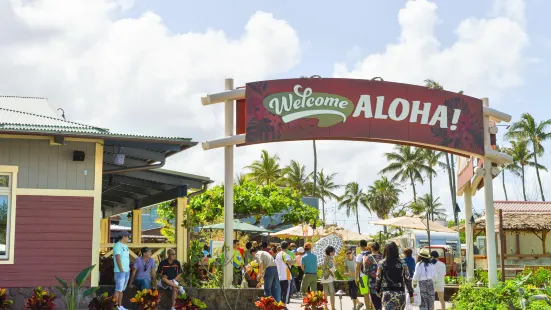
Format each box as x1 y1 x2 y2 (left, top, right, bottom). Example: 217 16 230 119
54 286 65 297
55 276 68 289
75 265 96 287
82 286 98 298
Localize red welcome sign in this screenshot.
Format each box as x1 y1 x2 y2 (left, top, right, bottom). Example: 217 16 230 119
236 78 484 156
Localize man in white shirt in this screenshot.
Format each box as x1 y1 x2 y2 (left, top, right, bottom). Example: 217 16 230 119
276 241 294 304
431 251 447 310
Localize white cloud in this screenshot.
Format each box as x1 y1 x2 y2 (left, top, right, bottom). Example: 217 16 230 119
0 0 537 235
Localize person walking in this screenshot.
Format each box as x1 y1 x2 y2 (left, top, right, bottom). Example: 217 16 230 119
129 247 157 290
321 246 337 310
295 247 305 296
431 251 446 310
276 241 294 304
365 242 383 310
251 247 282 302
403 249 416 278
413 248 436 310
113 231 131 310
356 240 372 309
301 242 318 294
375 242 414 310
344 249 364 310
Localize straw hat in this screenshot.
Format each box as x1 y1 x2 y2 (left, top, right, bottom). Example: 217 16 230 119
418 248 431 259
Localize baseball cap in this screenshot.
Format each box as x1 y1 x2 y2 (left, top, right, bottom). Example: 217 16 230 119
297 247 305 254
119 231 131 237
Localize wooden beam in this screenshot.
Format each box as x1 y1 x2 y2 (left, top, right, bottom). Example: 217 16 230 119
176 197 188 263
100 243 176 248
543 231 547 255
132 209 142 244
515 233 520 255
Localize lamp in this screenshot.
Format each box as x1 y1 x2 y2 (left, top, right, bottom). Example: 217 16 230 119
335 289 346 310
469 215 475 225
114 146 125 165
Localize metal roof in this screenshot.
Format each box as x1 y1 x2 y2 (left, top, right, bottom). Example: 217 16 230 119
110 224 131 231
494 201 551 213
0 95 58 118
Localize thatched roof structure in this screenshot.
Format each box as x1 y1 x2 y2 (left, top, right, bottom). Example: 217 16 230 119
468 212 551 232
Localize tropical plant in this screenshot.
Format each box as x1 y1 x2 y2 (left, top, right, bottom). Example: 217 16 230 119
338 182 368 233
507 139 547 201
87 292 116 310
174 292 207 309
505 113 551 201
55 265 97 310
422 150 445 216
130 289 160 310
366 177 402 233
0 288 13 310
234 173 250 186
301 291 328 310
380 145 431 201
245 150 283 185
418 194 446 221
310 169 340 223
496 146 519 201
254 296 286 310
408 200 426 216
25 287 56 310
281 160 312 195
312 140 318 197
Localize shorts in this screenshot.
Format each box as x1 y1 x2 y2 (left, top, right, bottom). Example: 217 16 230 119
347 280 358 299
134 278 151 290
358 275 370 295
434 282 445 293
322 282 335 297
158 279 179 289
115 272 130 292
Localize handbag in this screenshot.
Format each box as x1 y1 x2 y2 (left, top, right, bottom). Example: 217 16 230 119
412 284 421 306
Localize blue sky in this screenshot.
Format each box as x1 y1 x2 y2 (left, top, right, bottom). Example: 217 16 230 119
1 0 550 235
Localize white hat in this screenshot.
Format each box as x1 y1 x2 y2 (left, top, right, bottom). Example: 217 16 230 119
297 247 305 253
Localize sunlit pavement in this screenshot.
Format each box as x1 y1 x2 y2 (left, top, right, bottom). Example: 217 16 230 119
286 296 452 310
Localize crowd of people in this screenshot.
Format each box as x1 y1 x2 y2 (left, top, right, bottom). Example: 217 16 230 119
232 238 448 310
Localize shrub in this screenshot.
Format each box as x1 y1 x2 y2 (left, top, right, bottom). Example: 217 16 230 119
87 292 116 310
130 289 160 310
528 300 551 310
174 293 207 310
25 287 56 310
55 265 98 310
521 268 551 287
301 291 327 310
0 288 13 310
254 296 286 310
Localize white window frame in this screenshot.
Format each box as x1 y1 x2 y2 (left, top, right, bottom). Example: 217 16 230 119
0 166 18 264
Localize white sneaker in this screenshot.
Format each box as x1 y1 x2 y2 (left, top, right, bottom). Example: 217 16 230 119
171 308 177 310
117 307 127 310
178 286 185 295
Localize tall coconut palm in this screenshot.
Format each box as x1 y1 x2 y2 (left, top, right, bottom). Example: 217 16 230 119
380 145 431 201
367 177 402 233
496 146 520 201
313 169 340 223
245 150 282 185
234 173 250 186
508 139 547 201
282 160 312 195
419 194 446 221
338 182 368 233
505 113 551 201
422 150 445 213
312 140 317 196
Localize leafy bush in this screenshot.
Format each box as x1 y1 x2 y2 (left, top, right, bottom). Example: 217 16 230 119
301 291 327 310
55 265 98 310
521 268 551 287
528 300 551 310
0 288 13 310
25 287 56 310
130 289 160 310
254 296 286 310
174 293 207 310
87 292 116 310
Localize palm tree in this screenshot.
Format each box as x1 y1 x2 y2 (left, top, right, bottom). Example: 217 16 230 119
408 200 426 217
422 150 445 214
314 169 340 223
419 194 446 220
380 145 431 202
312 140 317 196
282 160 312 195
505 113 551 201
245 150 283 185
496 146 519 201
338 182 369 233
234 173 250 186
367 177 402 233
508 139 547 201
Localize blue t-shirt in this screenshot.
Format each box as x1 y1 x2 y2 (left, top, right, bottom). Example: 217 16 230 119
404 256 416 278
113 241 130 273
301 252 318 274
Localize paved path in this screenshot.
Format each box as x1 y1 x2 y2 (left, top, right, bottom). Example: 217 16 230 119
286 296 452 310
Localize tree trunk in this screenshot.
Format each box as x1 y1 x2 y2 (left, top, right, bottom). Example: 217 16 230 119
533 149 545 201
356 207 361 234
313 140 320 220
429 172 434 220
450 154 457 214
445 154 457 215
321 199 326 225
521 165 527 201
502 169 508 201
410 174 417 202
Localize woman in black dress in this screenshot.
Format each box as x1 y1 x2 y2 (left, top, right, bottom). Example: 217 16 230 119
375 242 414 310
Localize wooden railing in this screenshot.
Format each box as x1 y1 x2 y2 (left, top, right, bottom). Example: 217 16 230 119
100 243 176 262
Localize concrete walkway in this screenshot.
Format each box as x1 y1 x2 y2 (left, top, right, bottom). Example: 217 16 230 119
286 296 452 310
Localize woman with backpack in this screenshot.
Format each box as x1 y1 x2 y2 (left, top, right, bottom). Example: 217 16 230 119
413 248 436 310
364 242 383 310
375 242 414 309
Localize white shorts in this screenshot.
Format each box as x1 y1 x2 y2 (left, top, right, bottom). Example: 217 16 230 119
158 279 179 289
434 282 445 293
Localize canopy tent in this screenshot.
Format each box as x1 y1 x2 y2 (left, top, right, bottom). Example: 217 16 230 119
201 219 272 234
318 225 372 241
271 224 372 241
369 216 456 233
270 224 314 238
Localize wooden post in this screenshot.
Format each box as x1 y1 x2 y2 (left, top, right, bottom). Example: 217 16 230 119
100 218 110 249
499 209 505 282
132 209 142 244
176 197 188 263
515 233 520 255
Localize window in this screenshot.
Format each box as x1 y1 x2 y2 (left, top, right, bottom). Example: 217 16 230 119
0 166 17 263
